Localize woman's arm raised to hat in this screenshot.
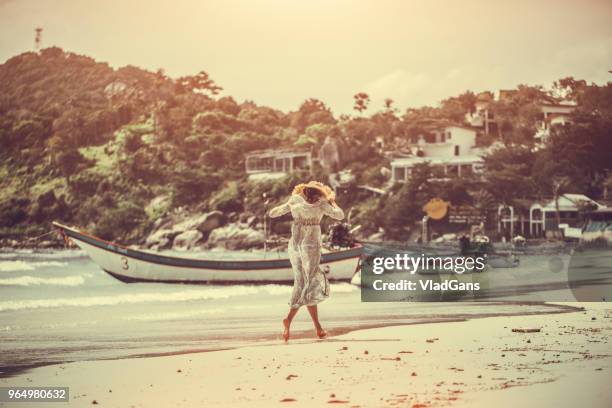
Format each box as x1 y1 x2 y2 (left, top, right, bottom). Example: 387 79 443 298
322 198 344 221
268 197 292 218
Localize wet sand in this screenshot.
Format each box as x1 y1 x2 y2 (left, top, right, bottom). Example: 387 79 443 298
1 303 609 407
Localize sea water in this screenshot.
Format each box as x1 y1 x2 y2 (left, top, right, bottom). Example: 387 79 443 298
0 249 581 376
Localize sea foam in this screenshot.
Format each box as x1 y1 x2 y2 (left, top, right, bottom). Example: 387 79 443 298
0 285 289 312
0 261 68 272
0 261 34 272
0 275 86 287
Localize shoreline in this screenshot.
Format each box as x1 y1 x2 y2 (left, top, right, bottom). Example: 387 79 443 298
3 302 609 407
0 300 584 380
0 302 582 380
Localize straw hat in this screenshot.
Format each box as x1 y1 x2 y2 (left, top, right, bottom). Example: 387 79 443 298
292 181 335 201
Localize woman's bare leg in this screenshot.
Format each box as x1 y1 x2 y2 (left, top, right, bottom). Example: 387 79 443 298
283 307 299 342
307 305 327 338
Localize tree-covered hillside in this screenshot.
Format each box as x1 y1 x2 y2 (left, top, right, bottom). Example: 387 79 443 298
1 48 611 244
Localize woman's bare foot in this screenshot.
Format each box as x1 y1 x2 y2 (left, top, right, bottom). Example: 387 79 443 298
316 328 328 339
283 318 290 342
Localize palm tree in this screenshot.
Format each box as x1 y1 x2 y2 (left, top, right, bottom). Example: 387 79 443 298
383 98 394 112
471 189 495 218
353 92 370 115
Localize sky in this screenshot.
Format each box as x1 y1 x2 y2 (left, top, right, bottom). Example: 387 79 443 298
0 0 611 114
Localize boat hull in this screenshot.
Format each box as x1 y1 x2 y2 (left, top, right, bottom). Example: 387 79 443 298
53 222 362 284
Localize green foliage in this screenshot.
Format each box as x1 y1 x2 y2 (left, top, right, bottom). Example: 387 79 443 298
193 111 247 134
290 98 335 132
482 146 537 204
209 181 243 213
353 92 370 114
54 149 93 184
29 191 70 224
176 71 222 96
75 192 116 226
69 172 106 197
170 166 222 207
0 197 30 227
123 131 145 153
94 201 148 241
2 46 612 243
351 197 382 233
244 172 308 213
377 163 434 239
488 85 550 144
439 92 477 122
294 134 317 147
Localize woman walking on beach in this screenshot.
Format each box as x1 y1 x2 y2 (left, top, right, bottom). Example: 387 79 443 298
268 181 344 341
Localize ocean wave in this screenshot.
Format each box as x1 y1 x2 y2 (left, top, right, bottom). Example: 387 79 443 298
0 261 68 272
32 261 69 268
0 283 358 312
0 275 86 287
0 250 85 260
0 261 34 272
0 285 287 312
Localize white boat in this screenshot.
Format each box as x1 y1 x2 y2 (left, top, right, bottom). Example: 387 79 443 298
53 222 363 284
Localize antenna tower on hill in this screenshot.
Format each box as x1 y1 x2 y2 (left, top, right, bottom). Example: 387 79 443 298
34 27 43 50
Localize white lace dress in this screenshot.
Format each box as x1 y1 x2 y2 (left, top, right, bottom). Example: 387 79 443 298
269 194 344 308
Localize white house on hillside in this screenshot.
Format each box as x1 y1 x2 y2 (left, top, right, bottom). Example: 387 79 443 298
245 148 312 180
391 125 485 183
534 101 576 143
465 91 496 135
465 90 576 143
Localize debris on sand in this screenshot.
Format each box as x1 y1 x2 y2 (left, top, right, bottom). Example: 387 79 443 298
280 398 297 402
286 374 298 380
512 328 541 333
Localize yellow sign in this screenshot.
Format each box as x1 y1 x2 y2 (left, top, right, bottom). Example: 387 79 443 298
423 198 449 220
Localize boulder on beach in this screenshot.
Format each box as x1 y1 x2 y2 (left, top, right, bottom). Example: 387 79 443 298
206 223 265 250
144 229 178 250
145 195 172 220
172 211 227 234
145 211 228 250
173 229 204 250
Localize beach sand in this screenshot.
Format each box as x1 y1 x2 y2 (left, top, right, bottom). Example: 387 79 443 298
1 303 610 407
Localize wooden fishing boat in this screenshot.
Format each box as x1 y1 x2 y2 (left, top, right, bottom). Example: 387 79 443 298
52 222 363 284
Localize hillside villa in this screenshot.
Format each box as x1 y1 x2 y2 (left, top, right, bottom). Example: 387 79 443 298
245 148 312 180
465 90 576 144
390 125 485 183
533 100 577 143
